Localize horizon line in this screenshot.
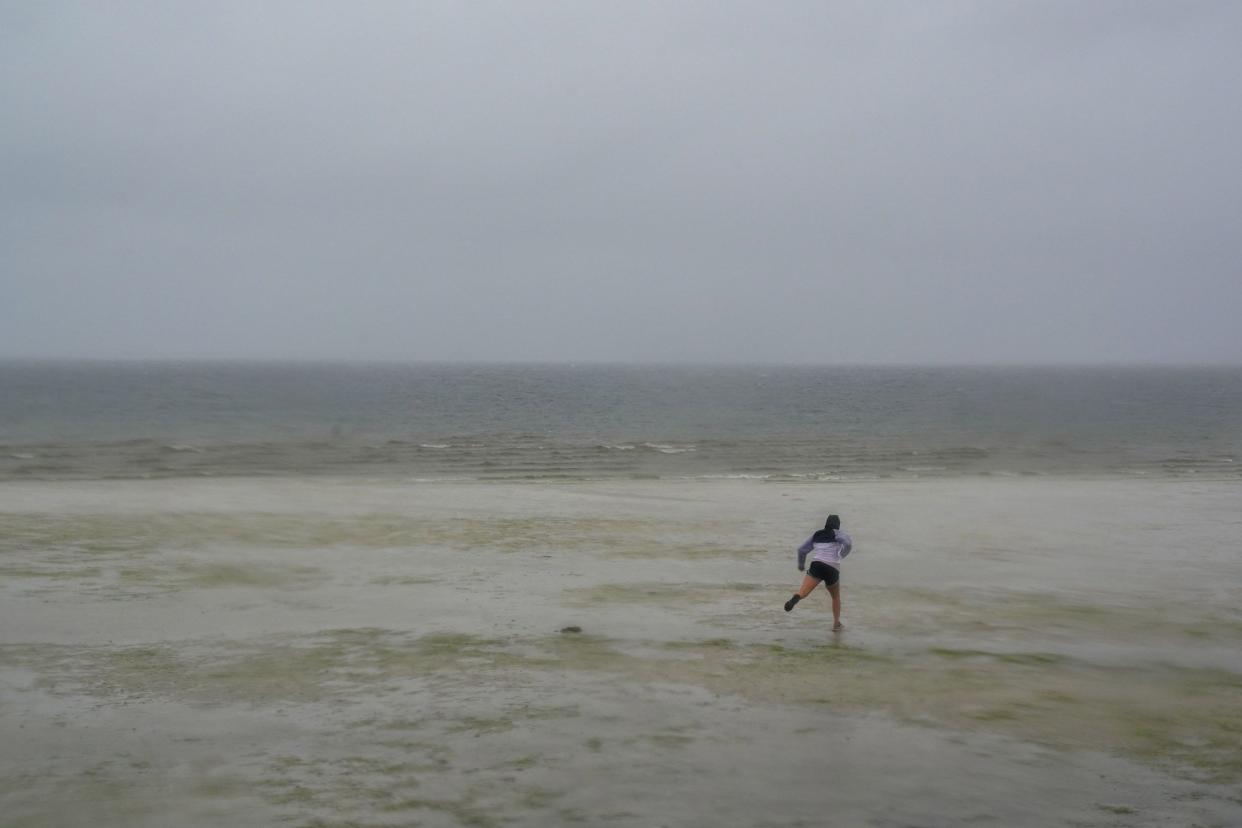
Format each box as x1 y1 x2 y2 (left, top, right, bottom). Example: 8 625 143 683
2 356 1240 370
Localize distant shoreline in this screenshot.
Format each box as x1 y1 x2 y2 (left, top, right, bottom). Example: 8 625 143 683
3 357 1241 370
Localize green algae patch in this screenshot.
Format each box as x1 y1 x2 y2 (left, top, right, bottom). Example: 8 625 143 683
447 715 517 736
563 583 718 607
0 512 673 555
2 629 514 706
852 585 1242 647
369 574 438 586
254 753 430 823
662 637 735 651
625 638 1242 784
471 633 1242 786
0 564 103 580
119 560 326 591
606 542 767 560
928 648 1068 666
0 512 753 568
7 625 1242 785
564 582 767 608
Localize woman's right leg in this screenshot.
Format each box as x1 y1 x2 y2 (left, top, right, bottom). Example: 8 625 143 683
826 582 842 629
784 574 822 611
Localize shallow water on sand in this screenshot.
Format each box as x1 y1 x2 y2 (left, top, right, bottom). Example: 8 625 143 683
2 477 1241 826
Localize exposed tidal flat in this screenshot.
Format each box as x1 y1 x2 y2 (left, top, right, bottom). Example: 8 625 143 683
2 476 1241 827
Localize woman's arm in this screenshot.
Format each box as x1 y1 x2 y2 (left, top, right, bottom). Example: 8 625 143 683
796 536 815 571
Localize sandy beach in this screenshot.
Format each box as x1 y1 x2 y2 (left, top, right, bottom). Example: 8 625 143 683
7 0 1242 821
3 476 1241 826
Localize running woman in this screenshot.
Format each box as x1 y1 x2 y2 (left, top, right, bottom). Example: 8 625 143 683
783 514 852 630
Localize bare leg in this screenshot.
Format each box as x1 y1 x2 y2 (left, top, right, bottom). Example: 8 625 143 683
827 583 842 629
796 574 821 598
784 574 822 611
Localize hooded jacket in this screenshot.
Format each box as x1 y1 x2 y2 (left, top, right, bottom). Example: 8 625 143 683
797 528 853 571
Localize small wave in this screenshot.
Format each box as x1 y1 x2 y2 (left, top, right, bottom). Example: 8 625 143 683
419 444 451 449
9 452 36 460
162 444 205 454
599 444 637 451
930 446 992 459
643 443 697 454
11 466 62 477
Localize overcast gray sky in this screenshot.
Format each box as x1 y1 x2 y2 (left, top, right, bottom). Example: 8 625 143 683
2 1 1240 364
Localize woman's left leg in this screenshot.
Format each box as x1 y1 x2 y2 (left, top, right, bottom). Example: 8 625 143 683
826 582 842 629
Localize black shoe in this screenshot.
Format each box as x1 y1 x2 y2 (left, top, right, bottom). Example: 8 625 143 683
784 594 801 612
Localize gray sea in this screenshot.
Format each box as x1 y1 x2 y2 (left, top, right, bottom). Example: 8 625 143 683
2 362 1240 480
3 362 1242 827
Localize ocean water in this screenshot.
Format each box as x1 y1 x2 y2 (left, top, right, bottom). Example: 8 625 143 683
2 361 1240 480
3 363 1242 826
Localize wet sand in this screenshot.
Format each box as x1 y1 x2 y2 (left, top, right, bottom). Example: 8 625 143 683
2 477 1241 826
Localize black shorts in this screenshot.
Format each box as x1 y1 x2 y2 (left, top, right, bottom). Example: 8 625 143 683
807 561 840 586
